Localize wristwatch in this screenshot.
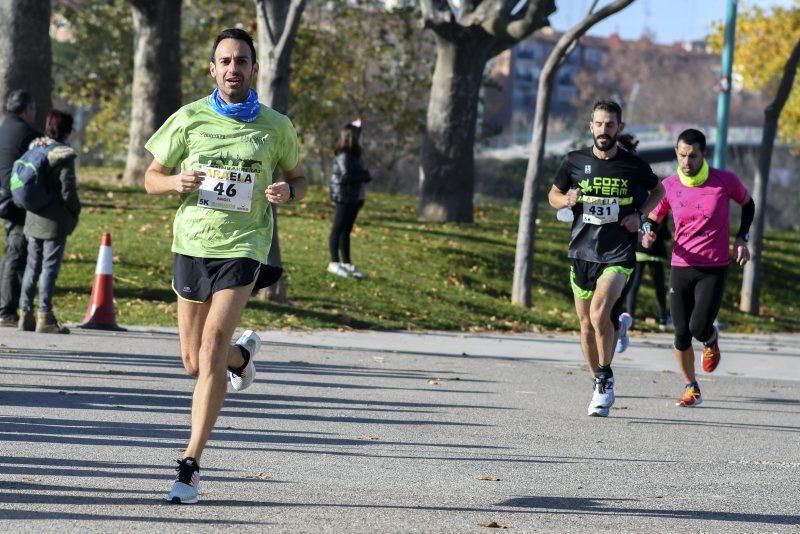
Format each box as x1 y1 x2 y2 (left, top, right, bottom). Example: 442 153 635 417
740 233 749 242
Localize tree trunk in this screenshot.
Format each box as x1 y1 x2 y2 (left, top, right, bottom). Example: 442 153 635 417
512 0 635 307
122 0 182 186
416 0 556 223
418 36 489 223
740 36 800 314
0 0 51 131
512 64 553 307
254 0 306 302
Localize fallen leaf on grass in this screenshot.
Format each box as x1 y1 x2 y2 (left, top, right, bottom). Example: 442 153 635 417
476 474 501 481
478 521 509 529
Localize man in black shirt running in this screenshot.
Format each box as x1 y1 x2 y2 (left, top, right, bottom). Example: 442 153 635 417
549 100 664 417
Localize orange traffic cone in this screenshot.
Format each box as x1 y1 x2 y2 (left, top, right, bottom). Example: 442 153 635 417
79 232 126 331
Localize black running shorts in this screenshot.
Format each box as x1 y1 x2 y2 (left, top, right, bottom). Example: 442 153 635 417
569 258 635 300
172 253 283 303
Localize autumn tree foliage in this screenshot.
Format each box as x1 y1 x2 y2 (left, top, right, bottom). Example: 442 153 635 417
53 0 250 167
290 2 432 189
709 4 800 143
715 4 800 314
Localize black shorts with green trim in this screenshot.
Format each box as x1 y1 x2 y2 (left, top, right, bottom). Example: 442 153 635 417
569 258 635 300
172 253 283 303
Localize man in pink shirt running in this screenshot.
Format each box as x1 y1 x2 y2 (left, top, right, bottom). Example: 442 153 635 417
642 128 754 407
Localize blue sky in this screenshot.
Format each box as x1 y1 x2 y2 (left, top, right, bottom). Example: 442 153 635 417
549 0 797 45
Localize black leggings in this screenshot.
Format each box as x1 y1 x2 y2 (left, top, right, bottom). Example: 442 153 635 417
670 266 727 351
622 260 668 324
329 202 361 263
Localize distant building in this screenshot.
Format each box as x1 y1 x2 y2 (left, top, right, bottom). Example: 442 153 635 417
483 28 611 138
482 28 724 139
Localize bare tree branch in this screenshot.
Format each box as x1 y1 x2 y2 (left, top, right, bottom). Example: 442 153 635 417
275 0 306 58
556 0 598 69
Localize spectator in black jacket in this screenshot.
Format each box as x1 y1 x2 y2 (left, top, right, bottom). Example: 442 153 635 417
0 90 39 326
327 120 371 279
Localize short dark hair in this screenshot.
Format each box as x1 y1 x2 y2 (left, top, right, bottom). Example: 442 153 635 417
591 99 623 123
210 28 257 64
5 90 34 114
676 128 706 152
44 110 74 142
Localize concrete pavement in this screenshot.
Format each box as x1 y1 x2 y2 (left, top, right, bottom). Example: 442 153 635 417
0 326 798 532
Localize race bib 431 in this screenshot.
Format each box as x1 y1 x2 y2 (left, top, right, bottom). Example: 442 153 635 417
197 166 257 212
581 195 619 225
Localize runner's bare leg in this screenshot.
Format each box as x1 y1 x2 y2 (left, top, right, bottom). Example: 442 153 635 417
177 298 210 377
178 298 247 377
181 281 255 461
574 296 598 377
590 272 628 367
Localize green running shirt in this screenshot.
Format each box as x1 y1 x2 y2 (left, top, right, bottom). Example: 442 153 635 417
145 97 299 263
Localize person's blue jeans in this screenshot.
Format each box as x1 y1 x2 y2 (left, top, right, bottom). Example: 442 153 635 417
19 237 67 313
0 221 27 316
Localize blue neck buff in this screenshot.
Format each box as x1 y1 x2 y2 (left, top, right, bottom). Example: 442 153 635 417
208 88 261 122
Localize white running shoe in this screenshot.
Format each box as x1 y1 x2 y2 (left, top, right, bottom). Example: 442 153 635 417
342 263 364 279
229 329 260 391
615 312 633 353
588 376 615 417
166 457 200 504
327 262 350 277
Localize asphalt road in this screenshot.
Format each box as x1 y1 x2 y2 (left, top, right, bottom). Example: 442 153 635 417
0 326 798 532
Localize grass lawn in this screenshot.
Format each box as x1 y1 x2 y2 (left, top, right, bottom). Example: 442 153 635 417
3 176 798 333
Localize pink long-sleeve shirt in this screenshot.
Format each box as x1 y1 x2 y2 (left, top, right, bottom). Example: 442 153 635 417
651 167 748 268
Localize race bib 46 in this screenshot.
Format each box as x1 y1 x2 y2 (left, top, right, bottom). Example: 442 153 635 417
197 166 257 212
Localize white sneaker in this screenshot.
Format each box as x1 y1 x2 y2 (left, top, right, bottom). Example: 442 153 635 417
327 262 350 277
166 457 200 504
615 312 633 353
588 376 615 417
342 263 364 279
229 329 260 391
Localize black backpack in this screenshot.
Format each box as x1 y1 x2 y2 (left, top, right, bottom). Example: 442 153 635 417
9 144 56 212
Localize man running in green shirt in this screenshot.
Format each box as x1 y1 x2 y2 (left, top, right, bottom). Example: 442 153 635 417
144 28 306 504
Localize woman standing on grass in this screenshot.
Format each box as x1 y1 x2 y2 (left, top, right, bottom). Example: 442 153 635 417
327 119 371 279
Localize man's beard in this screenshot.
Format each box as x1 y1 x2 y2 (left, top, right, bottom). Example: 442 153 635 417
593 133 617 151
